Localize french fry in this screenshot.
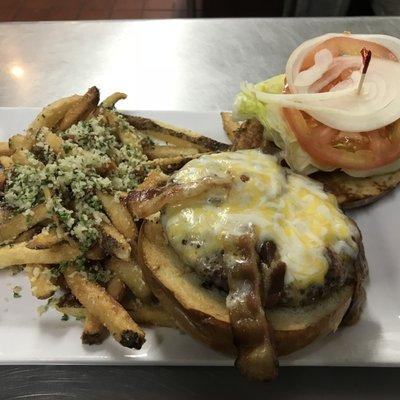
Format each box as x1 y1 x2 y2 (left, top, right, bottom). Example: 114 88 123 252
122 114 229 152
57 87 100 131
220 112 240 143
136 169 168 191
0 142 12 156
0 171 5 191
97 192 137 243
100 222 131 261
125 300 176 328
0 207 11 223
11 149 30 165
106 257 152 302
25 264 57 299
81 276 126 345
146 154 199 173
14 227 39 243
27 228 64 249
81 314 107 345
144 145 199 160
101 92 127 108
43 129 63 154
0 156 13 169
106 276 125 301
9 134 35 152
55 305 86 319
0 242 80 269
0 203 49 244
28 95 82 134
64 265 145 349
86 243 106 260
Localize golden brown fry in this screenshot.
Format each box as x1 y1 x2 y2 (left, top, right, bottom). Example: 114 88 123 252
0 242 80 269
28 95 82 134
25 264 57 299
136 169 169 191
9 134 35 152
106 257 152 302
144 145 199 160
14 227 39 243
101 92 127 108
100 222 131 261
82 314 107 345
11 149 30 165
81 276 126 345
64 265 145 349
97 192 137 243
86 243 106 260
57 87 100 131
126 300 176 328
220 112 240 143
27 228 63 249
118 129 142 148
0 203 48 244
106 276 125 301
123 114 229 152
43 129 64 154
0 207 11 223
55 305 86 319
0 171 5 191
146 154 200 173
0 142 12 156
0 156 13 169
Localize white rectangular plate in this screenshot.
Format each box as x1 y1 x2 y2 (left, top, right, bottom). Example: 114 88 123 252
0 108 399 367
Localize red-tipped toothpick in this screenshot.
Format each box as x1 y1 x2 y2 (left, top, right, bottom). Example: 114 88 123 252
357 47 372 95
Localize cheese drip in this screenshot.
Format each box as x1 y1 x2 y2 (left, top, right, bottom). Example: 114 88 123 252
162 150 359 288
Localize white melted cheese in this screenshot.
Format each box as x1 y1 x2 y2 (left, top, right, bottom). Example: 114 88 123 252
162 150 359 288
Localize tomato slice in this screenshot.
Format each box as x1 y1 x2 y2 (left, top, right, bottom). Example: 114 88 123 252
283 108 400 170
284 36 400 171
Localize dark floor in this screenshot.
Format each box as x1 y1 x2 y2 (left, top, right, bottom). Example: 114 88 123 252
0 0 198 22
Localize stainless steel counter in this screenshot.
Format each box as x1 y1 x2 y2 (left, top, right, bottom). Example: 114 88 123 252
1 17 399 399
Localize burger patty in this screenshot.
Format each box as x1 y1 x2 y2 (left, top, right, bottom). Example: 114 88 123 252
179 238 358 308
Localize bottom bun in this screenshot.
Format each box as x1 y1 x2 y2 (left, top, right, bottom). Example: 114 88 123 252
311 170 400 209
138 220 353 356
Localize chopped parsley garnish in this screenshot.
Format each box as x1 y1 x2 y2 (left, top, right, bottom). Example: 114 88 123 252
2 112 150 282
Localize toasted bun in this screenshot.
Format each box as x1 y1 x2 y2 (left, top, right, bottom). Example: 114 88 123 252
138 220 354 356
312 170 400 209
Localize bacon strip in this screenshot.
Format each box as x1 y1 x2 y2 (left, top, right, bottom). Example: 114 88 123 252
126 176 231 218
224 234 278 381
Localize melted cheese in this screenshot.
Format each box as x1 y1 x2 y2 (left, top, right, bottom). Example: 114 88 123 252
162 150 358 288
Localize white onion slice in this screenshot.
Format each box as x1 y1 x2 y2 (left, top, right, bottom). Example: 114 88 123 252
244 57 400 132
277 33 400 131
294 49 333 89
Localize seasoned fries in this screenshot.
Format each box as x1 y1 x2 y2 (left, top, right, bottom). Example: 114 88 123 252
0 141 13 156
0 242 80 269
100 222 131 261
64 265 145 349
1 87 230 353
106 257 152 302
25 264 57 299
0 203 48 244
97 192 137 243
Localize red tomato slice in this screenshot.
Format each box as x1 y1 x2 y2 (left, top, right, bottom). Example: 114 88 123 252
284 36 400 171
283 108 400 170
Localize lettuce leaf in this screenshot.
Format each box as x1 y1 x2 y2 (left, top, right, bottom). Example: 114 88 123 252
233 74 318 175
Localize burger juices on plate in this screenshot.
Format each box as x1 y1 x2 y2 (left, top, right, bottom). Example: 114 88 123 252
133 150 368 380
233 33 400 207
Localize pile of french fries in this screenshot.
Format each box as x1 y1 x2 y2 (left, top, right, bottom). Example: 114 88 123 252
0 87 226 350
